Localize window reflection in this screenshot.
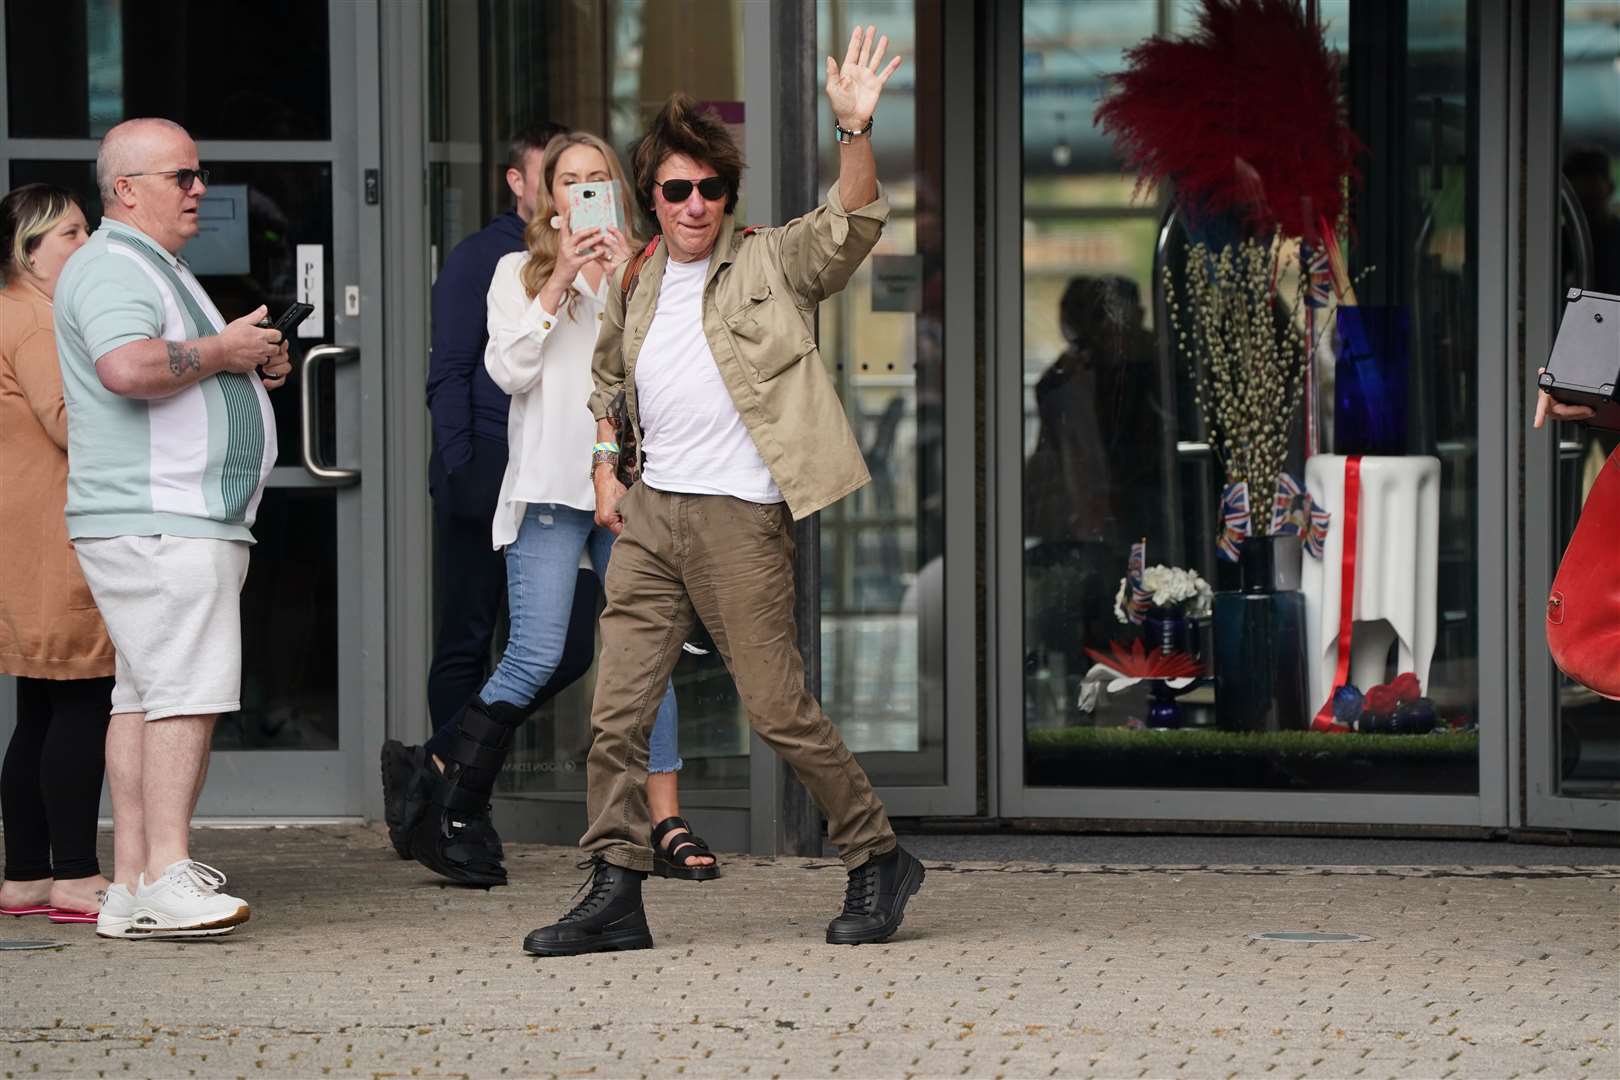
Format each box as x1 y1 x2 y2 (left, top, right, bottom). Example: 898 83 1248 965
1021 0 1482 793
7 0 331 139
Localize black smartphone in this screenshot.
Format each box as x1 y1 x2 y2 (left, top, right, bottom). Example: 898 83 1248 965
259 301 315 342
256 301 315 377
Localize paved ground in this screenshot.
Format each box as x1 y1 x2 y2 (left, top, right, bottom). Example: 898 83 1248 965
2 825 1616 1079
900 832 1620 866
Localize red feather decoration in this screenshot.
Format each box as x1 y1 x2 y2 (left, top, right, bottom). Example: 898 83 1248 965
1094 0 1362 240
1084 640 1205 679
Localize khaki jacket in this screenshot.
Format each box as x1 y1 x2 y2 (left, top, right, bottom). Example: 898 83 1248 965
0 280 115 679
589 183 889 520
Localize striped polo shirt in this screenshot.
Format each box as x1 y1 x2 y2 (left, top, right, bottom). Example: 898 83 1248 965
53 219 276 543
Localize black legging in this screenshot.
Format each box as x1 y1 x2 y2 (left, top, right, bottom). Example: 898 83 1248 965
1 676 113 881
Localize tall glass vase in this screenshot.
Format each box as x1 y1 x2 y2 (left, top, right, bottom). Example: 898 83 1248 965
1214 535 1309 732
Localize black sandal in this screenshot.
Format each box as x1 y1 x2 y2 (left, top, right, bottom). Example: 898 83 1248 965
651 816 722 881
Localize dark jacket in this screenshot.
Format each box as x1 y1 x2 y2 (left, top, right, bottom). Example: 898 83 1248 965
426 210 527 473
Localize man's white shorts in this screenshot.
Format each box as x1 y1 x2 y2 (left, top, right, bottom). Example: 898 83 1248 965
73 535 251 721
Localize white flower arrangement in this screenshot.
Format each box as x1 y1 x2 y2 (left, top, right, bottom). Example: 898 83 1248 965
1114 564 1214 624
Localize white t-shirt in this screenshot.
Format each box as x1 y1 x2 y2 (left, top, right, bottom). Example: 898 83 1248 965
635 254 782 504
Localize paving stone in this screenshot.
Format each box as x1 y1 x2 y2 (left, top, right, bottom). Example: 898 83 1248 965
0 825 1615 1078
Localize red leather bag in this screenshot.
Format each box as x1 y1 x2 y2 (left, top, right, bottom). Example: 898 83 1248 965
1547 446 1620 700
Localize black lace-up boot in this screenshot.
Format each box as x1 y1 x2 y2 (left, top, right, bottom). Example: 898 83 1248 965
826 845 926 945
409 697 525 886
523 857 653 956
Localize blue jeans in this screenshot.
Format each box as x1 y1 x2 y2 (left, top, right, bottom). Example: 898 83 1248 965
480 503 682 773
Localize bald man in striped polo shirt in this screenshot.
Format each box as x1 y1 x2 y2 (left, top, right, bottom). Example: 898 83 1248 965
53 118 291 941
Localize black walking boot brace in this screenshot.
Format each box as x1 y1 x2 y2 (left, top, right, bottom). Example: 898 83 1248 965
523 857 654 956
409 697 525 887
825 845 926 945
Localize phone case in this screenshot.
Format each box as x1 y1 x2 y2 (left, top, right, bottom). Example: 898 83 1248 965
567 182 621 234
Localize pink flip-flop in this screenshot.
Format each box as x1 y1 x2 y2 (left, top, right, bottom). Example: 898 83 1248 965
1 904 56 917
46 909 99 924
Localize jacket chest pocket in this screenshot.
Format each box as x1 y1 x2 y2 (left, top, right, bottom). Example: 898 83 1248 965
724 285 815 383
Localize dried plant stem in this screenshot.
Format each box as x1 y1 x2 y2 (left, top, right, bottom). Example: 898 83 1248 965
1164 236 1308 535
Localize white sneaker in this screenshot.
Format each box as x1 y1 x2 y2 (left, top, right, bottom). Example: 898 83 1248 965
95 884 138 939
128 860 250 938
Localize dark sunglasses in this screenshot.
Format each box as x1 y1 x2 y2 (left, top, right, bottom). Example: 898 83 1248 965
656 176 726 203
123 168 210 192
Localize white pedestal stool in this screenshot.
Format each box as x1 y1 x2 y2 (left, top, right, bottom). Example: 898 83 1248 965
1301 454 1441 712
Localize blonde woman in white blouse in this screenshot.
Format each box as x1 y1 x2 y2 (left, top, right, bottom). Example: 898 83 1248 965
409 133 716 887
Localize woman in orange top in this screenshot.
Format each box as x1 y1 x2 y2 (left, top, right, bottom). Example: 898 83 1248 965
0 184 116 923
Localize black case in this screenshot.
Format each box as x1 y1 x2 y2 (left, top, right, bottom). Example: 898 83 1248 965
1540 288 1620 431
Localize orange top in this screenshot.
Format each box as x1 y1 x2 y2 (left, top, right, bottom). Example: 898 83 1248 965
0 278 115 679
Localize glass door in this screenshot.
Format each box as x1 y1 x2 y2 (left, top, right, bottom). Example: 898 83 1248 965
0 0 381 816
425 0 760 832
1525 0 1620 831
423 0 980 832
814 0 978 816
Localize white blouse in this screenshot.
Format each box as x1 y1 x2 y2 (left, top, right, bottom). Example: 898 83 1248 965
483 251 609 549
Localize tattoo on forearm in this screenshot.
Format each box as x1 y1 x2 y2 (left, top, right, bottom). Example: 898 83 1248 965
166 341 201 378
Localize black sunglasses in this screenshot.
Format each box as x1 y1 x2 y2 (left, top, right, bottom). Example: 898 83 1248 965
656 176 727 203
123 168 210 192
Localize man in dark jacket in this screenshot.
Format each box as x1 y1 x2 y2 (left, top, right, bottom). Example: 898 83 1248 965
381 122 596 859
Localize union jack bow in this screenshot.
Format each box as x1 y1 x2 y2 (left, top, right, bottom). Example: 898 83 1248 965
1124 539 1152 624
1218 475 1330 561
1269 472 1306 534
1217 482 1252 562
1304 499 1331 558
1303 242 1333 309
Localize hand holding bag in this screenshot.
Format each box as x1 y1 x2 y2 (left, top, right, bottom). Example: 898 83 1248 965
1547 446 1620 700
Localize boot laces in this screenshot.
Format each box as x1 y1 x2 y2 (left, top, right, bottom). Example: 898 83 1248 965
842 861 881 916
561 859 616 923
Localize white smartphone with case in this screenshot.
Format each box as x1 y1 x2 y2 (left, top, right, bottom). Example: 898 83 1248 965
567 181 622 234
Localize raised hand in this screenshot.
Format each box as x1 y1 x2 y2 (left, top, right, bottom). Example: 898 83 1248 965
825 25 903 130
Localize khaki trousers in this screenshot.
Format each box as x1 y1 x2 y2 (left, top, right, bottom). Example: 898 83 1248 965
581 483 895 872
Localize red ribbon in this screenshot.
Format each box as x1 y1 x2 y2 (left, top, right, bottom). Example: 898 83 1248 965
1312 455 1362 732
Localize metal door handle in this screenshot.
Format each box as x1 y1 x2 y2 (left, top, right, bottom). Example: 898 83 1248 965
300 344 359 485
